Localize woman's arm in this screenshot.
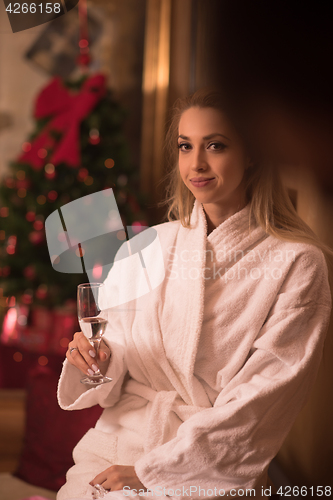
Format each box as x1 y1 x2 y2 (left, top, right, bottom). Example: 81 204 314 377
134 246 332 494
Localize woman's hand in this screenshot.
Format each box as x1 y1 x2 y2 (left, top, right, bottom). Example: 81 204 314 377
66 331 111 377
90 465 146 492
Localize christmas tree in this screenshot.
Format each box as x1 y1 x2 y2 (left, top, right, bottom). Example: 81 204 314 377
0 73 148 352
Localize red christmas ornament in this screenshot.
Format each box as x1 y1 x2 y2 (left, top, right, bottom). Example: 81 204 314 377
29 231 44 245
33 220 44 230
26 211 36 222
89 136 100 145
77 167 89 180
77 53 91 67
36 284 48 300
2 266 10 277
5 177 15 188
47 190 58 201
23 266 36 280
16 179 30 189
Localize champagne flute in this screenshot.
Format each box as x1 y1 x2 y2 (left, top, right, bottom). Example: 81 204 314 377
77 282 112 385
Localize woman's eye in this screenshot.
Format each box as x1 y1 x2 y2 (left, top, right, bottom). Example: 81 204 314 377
178 142 191 152
208 142 226 151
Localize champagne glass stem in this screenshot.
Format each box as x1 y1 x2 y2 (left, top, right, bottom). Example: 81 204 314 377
90 338 102 375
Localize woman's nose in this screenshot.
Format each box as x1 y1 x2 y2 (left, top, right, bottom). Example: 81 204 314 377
192 148 208 171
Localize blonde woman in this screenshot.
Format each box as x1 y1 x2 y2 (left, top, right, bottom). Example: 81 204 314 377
57 89 332 500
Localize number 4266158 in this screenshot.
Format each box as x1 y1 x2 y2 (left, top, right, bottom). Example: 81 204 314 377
6 3 61 14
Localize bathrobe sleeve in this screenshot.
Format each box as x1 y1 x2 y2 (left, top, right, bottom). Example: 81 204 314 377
134 246 332 493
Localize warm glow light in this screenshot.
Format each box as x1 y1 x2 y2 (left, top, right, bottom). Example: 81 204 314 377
33 220 44 230
84 176 93 185
2 306 17 341
45 163 55 174
0 207 9 217
13 352 23 362
48 190 58 201
38 356 48 366
26 211 35 222
76 246 85 257
104 158 115 169
60 337 69 348
16 170 25 180
89 128 99 138
52 255 60 265
79 39 89 48
37 148 48 159
117 230 126 241
37 195 46 205
92 263 103 279
17 188 26 198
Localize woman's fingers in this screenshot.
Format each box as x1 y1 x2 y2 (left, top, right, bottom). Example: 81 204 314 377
90 465 146 492
96 339 111 375
66 331 100 376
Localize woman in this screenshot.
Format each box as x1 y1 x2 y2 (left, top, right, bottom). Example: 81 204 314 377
57 89 332 500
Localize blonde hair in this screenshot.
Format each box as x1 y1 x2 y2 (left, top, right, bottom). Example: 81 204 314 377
159 88 333 266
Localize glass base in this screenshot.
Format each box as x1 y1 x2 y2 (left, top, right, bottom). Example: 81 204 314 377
80 374 112 386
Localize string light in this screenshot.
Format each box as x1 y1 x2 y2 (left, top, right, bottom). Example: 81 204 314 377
45 163 55 174
0 207 9 217
33 220 44 231
17 188 27 198
5 178 15 188
16 170 26 180
48 190 58 201
26 211 35 222
117 175 128 186
37 195 46 205
37 148 48 159
84 176 93 185
79 39 89 49
38 356 48 366
13 352 23 362
104 158 115 169
78 168 88 180
117 230 126 241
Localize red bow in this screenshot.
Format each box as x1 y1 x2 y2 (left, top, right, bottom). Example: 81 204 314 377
19 74 107 169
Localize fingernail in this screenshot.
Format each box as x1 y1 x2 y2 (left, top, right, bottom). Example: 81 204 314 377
92 364 99 373
87 369 94 376
89 350 96 358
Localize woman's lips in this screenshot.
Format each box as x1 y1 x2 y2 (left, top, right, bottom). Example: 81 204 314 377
190 178 215 187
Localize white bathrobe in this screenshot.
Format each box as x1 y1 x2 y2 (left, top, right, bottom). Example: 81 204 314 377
57 200 331 500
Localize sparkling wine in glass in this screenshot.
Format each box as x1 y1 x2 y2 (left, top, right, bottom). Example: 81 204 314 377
77 282 112 386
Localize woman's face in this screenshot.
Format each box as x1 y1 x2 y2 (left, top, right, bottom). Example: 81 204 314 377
178 106 250 213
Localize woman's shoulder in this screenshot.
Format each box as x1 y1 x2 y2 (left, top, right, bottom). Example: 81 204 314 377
266 235 328 267
266 236 331 305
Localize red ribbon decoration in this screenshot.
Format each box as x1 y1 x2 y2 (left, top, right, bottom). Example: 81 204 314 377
18 73 107 169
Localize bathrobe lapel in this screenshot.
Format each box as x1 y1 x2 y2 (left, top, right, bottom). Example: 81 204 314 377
165 200 268 406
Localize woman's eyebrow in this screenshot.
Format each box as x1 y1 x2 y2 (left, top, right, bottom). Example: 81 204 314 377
203 133 230 141
177 133 230 141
